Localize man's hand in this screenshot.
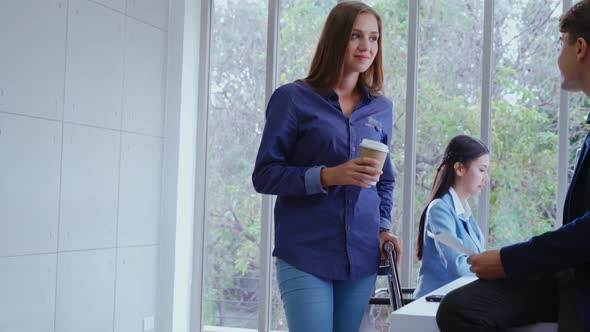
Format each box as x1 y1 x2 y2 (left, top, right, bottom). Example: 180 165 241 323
467 249 506 280
320 157 382 188
379 231 402 265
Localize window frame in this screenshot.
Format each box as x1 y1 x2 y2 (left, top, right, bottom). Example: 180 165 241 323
186 1 574 331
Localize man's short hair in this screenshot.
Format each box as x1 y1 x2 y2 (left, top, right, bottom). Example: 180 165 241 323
560 0 590 44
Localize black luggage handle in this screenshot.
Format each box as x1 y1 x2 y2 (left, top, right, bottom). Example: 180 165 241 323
383 241 404 310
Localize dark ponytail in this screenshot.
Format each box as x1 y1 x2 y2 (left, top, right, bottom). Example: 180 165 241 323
416 135 489 260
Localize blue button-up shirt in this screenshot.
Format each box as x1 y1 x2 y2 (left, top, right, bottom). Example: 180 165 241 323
252 80 395 280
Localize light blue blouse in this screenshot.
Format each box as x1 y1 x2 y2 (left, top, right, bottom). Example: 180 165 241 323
413 188 485 298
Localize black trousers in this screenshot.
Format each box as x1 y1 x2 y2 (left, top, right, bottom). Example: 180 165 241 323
436 270 583 332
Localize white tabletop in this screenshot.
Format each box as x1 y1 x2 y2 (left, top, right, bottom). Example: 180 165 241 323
389 276 557 332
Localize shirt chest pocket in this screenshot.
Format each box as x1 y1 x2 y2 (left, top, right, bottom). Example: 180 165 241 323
358 121 385 143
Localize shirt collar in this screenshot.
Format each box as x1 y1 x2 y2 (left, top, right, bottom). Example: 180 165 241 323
449 187 471 219
358 82 374 101
324 89 339 101
321 82 374 102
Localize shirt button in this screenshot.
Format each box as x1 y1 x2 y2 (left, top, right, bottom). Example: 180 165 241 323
352 147 356 152
346 225 351 231
347 200 352 204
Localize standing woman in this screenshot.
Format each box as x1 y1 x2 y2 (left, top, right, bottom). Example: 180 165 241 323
252 2 401 331
413 135 490 298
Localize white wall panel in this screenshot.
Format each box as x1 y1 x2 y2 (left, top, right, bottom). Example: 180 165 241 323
93 0 126 12
126 0 169 30
64 0 125 130
59 124 119 251
0 254 57 332
1 0 168 330
122 18 167 136
0 114 61 256
114 246 158 332
0 0 67 120
118 133 162 246
55 249 116 332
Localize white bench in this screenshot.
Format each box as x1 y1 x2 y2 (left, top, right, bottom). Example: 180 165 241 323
389 276 558 332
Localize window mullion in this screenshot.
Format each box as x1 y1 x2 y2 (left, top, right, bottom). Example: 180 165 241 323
478 0 494 240
558 0 572 226
259 0 279 331
401 0 419 287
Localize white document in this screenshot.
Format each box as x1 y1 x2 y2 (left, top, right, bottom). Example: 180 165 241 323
427 230 476 255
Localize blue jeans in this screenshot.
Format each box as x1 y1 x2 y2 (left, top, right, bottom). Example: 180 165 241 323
276 258 377 332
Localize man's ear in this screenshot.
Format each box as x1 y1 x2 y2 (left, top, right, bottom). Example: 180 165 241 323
576 37 587 61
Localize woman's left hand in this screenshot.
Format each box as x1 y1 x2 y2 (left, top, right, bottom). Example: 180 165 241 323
379 231 402 265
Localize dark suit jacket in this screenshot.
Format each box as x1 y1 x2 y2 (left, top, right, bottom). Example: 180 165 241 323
501 129 590 331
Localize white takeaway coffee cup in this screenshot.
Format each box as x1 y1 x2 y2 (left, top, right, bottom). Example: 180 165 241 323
359 138 389 185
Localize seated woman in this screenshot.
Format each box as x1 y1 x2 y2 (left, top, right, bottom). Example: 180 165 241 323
413 135 490 298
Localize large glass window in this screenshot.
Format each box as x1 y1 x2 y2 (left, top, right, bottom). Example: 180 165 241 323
490 0 562 247
278 0 336 85
198 1 578 331
203 0 268 329
414 0 484 280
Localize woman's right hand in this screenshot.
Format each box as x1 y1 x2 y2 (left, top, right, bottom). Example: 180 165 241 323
320 157 382 188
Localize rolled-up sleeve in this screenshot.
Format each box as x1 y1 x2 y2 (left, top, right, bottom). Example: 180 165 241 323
304 166 328 195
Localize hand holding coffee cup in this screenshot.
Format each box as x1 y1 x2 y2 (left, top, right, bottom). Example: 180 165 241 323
319 138 388 188
319 156 382 188
359 138 389 185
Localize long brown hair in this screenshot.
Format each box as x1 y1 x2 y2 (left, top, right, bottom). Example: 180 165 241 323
304 1 383 95
416 135 489 260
